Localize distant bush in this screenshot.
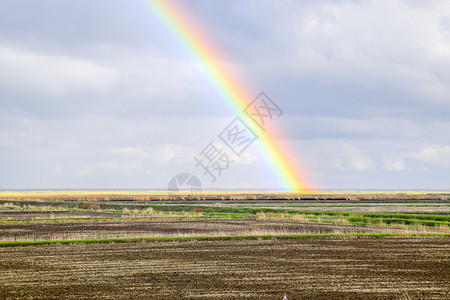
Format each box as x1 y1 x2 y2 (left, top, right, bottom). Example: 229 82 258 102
256 212 267 221
292 215 307 223
1 202 20 209
79 203 100 210
143 207 154 214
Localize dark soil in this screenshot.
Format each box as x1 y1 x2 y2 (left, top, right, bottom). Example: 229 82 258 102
0 237 448 299
0 210 123 220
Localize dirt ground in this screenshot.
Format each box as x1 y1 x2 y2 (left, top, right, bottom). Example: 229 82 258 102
0 211 124 220
0 237 448 299
0 220 419 242
270 206 450 213
212 203 450 213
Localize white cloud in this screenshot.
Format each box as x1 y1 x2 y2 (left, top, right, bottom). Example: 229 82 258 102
383 159 405 171
408 145 450 167
0 47 120 97
151 144 197 166
284 116 425 140
297 140 375 171
347 154 375 171
77 162 140 176
340 144 376 171
111 147 149 156
262 0 450 104
382 151 407 171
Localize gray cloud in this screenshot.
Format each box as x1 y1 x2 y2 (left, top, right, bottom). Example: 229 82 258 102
0 0 449 190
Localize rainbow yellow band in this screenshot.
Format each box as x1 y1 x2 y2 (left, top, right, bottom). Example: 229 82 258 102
143 0 314 192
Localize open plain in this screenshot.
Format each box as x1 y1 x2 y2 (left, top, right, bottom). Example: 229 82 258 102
0 191 448 299
0 238 448 299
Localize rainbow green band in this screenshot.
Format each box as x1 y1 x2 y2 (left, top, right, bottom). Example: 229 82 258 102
143 0 314 192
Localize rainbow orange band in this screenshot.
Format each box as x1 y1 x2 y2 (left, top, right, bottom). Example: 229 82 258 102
143 0 314 192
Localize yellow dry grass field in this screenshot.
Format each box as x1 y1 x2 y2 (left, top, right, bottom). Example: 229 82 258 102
0 190 449 201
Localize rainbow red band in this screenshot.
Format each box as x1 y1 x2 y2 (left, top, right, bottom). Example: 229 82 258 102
144 0 314 192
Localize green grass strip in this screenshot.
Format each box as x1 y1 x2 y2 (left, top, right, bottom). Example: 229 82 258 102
0 233 448 247
347 216 450 227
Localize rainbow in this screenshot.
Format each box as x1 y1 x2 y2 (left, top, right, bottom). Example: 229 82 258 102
143 0 314 192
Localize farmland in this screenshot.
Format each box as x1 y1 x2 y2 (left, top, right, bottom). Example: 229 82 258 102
0 238 448 299
0 191 449 299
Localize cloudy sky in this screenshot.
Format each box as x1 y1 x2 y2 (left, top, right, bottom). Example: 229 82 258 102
1 0 449 191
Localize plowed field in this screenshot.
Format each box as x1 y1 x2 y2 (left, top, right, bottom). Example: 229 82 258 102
0 237 448 299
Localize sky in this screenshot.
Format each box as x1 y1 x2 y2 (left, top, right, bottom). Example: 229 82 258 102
0 0 449 191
